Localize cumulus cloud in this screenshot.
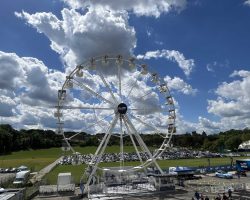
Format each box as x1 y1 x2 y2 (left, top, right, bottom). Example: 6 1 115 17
0 51 66 129
230 70 250 78
244 0 250 6
0 51 62 106
0 96 16 117
174 74 250 133
137 50 195 77
0 52 23 90
164 76 197 95
63 0 187 18
15 8 136 71
198 117 220 131
207 70 250 129
206 60 230 73
7 0 191 133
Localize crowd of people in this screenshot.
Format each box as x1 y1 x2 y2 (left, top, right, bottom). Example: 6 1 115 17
58 148 225 165
193 189 232 200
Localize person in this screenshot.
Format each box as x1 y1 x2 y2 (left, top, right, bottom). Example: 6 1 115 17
237 170 240 179
228 189 232 199
215 193 221 200
195 191 200 199
205 196 209 200
222 193 228 200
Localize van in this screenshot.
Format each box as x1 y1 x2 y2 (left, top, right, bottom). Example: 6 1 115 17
13 170 30 185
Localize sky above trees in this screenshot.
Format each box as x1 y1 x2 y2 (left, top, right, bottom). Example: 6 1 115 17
0 0 250 134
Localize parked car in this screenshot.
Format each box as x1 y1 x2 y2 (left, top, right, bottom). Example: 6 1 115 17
215 170 233 179
0 187 5 193
13 170 30 185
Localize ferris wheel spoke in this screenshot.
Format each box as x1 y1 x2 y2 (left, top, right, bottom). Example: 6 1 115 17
118 64 122 102
123 115 164 174
68 112 115 140
129 107 161 113
57 105 114 110
98 71 119 104
138 89 154 100
119 116 124 168
128 113 162 133
93 108 109 134
72 79 115 106
126 72 141 100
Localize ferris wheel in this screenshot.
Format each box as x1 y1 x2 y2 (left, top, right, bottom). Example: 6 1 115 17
55 54 176 190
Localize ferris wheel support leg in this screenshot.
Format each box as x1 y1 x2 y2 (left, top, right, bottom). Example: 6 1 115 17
122 116 147 172
119 117 124 169
61 126 76 154
85 115 119 195
124 115 164 174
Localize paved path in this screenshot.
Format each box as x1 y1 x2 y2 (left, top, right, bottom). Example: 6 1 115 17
30 156 62 184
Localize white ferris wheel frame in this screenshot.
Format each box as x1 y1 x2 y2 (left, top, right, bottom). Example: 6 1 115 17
55 54 176 188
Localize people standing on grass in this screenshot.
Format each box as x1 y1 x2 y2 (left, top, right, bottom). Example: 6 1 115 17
195 191 200 199
222 193 228 200
228 189 232 199
215 193 221 200
237 170 240 179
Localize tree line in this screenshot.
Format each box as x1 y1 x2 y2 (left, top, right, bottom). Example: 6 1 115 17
0 124 250 155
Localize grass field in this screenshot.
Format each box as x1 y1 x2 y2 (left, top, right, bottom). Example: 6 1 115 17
0 146 249 184
0 147 63 171
44 156 249 185
0 146 138 171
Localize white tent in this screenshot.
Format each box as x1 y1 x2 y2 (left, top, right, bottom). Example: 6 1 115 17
238 140 250 150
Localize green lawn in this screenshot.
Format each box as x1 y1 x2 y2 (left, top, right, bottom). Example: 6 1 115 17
0 146 136 171
44 156 249 185
0 147 249 184
0 147 63 171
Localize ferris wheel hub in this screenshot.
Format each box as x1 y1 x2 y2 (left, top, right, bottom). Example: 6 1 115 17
117 103 127 114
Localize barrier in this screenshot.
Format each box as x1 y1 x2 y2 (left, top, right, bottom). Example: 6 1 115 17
245 183 250 191
187 182 246 194
57 183 75 192
39 185 57 194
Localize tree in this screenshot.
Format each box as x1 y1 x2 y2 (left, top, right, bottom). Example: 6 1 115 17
225 136 242 151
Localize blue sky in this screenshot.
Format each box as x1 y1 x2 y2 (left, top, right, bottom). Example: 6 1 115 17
0 0 250 134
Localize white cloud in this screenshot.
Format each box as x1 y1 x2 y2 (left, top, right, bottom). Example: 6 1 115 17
15 8 136 71
174 70 250 134
63 0 187 18
0 95 16 117
6 0 191 133
207 70 250 129
198 117 220 131
230 70 250 78
206 60 230 73
0 51 66 129
0 52 24 90
164 76 197 95
206 62 216 72
146 30 152 37
244 0 250 6
155 41 164 46
137 49 195 77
